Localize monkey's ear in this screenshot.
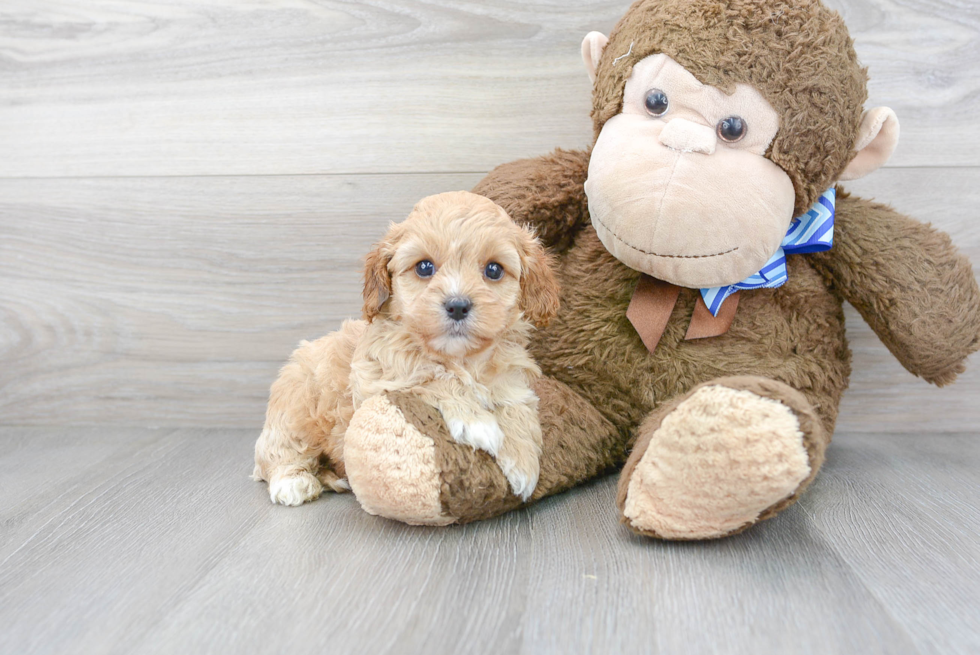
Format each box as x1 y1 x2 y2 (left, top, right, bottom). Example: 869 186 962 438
362 237 394 322
581 32 609 84
839 107 900 181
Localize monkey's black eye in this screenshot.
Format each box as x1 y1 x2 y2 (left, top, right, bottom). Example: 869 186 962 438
644 89 669 116
415 260 435 278
484 262 504 281
717 116 747 143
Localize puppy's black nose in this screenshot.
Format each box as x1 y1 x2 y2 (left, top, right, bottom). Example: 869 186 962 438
445 297 472 322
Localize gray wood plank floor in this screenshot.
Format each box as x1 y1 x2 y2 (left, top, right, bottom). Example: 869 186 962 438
0 428 977 655
2 1 979 654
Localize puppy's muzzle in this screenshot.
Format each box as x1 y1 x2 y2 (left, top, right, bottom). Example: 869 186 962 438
444 297 472 322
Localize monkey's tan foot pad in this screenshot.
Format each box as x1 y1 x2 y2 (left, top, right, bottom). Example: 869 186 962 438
616 376 827 540
345 392 522 526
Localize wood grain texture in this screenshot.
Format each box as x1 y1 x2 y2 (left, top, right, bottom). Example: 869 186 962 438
0 173 481 426
1 168 977 429
0 427 977 654
800 433 980 655
1 4 977 654
1 0 978 178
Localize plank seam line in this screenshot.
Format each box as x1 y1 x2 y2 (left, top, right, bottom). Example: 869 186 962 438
0 164 975 182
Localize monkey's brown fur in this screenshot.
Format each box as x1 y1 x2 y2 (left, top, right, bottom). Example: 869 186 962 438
400 152 979 531
350 0 980 536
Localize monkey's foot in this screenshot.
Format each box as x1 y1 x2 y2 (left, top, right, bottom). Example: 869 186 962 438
344 393 522 526
617 376 827 540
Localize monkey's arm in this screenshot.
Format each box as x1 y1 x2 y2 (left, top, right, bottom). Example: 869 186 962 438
472 148 592 252
809 189 980 386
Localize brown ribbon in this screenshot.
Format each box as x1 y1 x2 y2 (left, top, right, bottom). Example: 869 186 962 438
626 274 739 352
685 292 739 340
626 276 680 353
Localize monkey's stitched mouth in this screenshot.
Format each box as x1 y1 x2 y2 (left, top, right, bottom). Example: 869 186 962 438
592 211 740 259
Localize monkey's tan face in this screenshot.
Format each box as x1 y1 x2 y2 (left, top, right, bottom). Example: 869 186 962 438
585 54 797 288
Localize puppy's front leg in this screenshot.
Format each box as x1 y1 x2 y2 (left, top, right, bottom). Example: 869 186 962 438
493 403 543 502
436 394 542 502
436 399 505 458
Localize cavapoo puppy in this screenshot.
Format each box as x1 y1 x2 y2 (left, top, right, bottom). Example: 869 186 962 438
253 191 560 506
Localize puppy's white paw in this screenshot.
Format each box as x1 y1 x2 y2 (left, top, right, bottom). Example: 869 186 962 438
497 455 539 502
448 418 504 456
269 473 322 506
447 418 467 442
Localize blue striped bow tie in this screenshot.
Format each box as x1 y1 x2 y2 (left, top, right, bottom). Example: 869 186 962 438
700 187 836 316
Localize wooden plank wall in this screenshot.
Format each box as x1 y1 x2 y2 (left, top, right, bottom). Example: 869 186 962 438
1 0 978 430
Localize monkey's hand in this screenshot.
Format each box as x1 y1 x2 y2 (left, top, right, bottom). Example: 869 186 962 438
342 378 625 526
811 189 980 386
343 392 523 526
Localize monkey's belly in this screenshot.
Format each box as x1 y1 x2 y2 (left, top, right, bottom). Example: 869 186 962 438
529 227 850 436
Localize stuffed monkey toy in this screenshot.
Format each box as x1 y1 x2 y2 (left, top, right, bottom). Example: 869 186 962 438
338 0 980 539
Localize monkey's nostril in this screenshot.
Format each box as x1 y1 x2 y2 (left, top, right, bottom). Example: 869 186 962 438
445 297 472 322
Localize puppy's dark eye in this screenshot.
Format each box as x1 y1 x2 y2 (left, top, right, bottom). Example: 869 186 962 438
717 116 747 143
484 262 504 281
415 260 435 278
644 89 669 116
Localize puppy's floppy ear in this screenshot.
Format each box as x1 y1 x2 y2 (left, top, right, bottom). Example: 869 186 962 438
362 229 397 322
517 226 561 327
